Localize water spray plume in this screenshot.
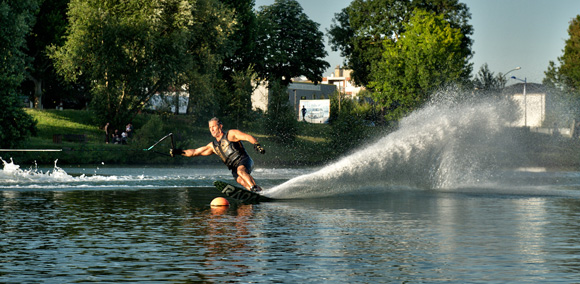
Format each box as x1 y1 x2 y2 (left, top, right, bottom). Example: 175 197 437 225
268 89 530 199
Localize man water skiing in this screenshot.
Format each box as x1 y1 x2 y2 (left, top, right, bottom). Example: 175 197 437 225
170 117 266 192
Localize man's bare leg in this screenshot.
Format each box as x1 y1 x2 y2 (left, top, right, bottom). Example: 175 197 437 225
236 165 261 192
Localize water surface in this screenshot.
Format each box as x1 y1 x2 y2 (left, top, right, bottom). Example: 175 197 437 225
2 164 580 283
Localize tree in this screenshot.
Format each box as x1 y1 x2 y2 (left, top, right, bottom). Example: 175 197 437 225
264 81 298 143
472 63 503 96
227 66 256 129
254 0 329 85
216 0 257 123
184 0 236 120
543 15 580 117
558 15 580 93
328 0 473 87
23 0 69 109
219 0 257 76
544 60 568 93
544 15 580 100
51 0 234 126
369 9 472 121
0 0 39 148
328 93 373 153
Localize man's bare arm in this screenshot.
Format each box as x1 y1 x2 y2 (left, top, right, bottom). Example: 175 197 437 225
228 129 259 144
182 143 215 157
228 129 265 154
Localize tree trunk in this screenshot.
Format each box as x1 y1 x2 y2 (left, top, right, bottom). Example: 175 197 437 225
174 91 180 115
33 77 43 109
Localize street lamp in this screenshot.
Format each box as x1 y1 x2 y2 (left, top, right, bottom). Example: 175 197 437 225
504 66 521 78
502 67 521 88
511 76 527 127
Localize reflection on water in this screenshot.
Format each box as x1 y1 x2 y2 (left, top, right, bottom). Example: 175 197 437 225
3 187 580 283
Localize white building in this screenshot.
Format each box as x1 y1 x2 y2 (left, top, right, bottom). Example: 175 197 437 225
148 86 189 114
251 81 269 112
322 66 364 98
251 80 336 115
503 83 546 128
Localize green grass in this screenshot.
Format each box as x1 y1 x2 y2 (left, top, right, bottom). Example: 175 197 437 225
26 109 101 140
14 109 580 168
8 109 338 166
6 109 580 167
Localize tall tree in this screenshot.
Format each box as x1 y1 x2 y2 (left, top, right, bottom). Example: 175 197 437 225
24 0 69 109
219 0 256 76
215 0 257 121
544 15 580 99
264 81 298 143
184 0 235 120
543 15 580 117
544 61 566 91
472 63 503 96
254 0 329 85
328 0 473 87
370 9 472 121
226 66 255 128
0 0 39 148
51 0 233 126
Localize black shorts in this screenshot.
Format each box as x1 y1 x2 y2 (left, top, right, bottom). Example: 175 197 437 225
230 156 254 179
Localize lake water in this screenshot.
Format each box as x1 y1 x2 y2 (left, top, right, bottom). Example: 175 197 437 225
2 162 580 283
3 97 580 283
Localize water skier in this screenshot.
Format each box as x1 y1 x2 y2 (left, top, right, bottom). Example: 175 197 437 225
170 117 266 192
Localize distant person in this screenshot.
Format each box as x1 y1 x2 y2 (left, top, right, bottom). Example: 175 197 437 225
553 122 560 137
121 131 128 144
113 129 121 144
302 105 307 122
126 123 134 138
104 122 110 144
170 117 266 192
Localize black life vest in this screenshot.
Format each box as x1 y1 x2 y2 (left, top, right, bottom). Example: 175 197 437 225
212 130 249 169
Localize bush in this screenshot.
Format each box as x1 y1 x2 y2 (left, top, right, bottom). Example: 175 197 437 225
264 81 298 143
328 93 378 154
329 112 370 154
132 115 171 149
265 106 298 143
0 94 37 148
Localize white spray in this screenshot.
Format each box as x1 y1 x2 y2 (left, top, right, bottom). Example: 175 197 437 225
267 93 525 198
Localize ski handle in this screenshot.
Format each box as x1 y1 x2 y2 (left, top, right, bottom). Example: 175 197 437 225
144 133 174 151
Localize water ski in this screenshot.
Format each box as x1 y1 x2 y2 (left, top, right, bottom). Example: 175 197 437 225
213 181 274 204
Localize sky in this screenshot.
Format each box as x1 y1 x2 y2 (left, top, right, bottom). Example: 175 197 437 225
254 0 580 85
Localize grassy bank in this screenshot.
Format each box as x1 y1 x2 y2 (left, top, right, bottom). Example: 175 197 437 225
5 109 340 166
5 109 580 169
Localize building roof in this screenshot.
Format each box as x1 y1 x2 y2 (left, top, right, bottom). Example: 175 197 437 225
502 83 547 95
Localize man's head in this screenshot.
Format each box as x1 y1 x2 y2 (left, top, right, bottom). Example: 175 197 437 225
208 117 223 138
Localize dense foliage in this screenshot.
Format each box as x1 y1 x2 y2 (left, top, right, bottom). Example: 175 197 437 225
544 15 580 113
369 9 472 120
254 0 330 85
0 0 39 148
264 81 299 143
23 0 73 109
328 0 473 122
216 0 257 123
50 0 226 127
183 0 236 122
472 63 504 97
328 94 375 154
328 0 473 88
